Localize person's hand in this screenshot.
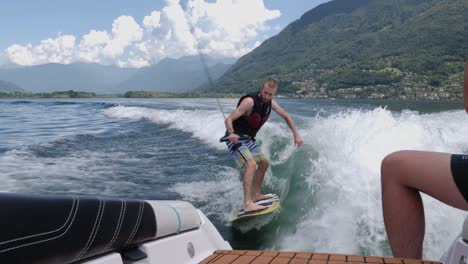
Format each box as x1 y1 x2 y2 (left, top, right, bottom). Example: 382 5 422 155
228 133 239 143
294 134 303 147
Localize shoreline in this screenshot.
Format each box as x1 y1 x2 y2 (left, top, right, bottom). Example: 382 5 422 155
0 90 463 101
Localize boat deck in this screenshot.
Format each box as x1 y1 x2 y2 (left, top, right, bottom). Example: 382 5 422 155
200 250 440 264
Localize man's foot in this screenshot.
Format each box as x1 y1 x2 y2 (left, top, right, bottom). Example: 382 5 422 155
254 193 276 202
243 203 267 213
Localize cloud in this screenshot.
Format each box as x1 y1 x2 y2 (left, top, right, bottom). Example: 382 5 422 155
102 16 144 59
184 0 281 57
6 35 76 65
4 0 280 67
143 11 162 30
77 30 110 62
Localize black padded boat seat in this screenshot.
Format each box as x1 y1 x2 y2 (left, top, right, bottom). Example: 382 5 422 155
0 193 157 264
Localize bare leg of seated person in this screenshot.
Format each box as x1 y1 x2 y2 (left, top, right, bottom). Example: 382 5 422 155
381 150 468 259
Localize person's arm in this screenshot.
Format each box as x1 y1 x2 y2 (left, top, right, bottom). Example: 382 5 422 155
464 60 468 113
225 98 254 142
271 100 303 147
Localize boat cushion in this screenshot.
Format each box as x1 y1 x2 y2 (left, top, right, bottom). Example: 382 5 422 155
0 193 157 264
147 200 202 238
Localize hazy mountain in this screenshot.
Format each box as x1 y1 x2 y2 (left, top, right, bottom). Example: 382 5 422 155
0 80 24 93
211 0 467 94
0 56 235 94
117 55 235 92
0 63 137 94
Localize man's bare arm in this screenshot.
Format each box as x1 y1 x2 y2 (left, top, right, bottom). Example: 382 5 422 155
271 100 303 147
225 98 254 141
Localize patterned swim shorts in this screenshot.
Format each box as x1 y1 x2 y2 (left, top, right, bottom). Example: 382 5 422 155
226 139 266 168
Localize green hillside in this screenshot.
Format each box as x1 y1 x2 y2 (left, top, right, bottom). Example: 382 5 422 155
211 0 467 99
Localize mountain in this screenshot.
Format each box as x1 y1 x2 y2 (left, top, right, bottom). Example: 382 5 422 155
117 55 234 93
0 63 137 94
211 0 467 98
0 56 235 94
0 80 24 93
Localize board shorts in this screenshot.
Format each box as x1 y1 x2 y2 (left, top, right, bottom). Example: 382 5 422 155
226 138 266 169
450 154 468 202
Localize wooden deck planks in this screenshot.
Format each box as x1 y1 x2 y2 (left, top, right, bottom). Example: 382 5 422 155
200 251 439 264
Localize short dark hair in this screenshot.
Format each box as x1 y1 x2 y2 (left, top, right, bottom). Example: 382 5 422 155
262 79 277 89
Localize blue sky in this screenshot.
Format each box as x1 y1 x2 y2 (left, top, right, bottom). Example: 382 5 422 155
0 0 330 67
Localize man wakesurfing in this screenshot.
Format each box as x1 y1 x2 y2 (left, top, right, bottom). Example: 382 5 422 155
224 79 303 213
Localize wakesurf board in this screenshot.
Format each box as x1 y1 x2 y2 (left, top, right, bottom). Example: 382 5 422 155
232 194 280 222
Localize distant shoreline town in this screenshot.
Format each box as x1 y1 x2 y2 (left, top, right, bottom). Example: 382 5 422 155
0 89 463 101
0 90 241 99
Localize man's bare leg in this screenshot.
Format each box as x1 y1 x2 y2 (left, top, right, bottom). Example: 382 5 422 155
243 158 267 212
254 159 272 201
381 150 468 259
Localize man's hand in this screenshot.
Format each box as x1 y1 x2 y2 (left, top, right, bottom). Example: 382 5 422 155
228 133 239 143
294 134 303 147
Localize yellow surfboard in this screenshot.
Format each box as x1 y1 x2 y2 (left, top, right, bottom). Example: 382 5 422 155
231 199 280 222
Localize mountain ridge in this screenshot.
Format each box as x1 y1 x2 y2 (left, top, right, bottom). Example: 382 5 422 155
0 55 235 94
117 55 234 92
0 80 24 93
210 0 467 99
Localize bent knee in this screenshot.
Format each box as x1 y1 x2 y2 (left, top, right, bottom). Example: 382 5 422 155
381 150 412 182
257 160 269 170
244 159 257 171
382 151 404 170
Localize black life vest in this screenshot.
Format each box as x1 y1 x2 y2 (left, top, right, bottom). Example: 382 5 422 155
233 92 271 137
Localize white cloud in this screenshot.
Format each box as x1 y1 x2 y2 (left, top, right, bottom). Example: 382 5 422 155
185 0 281 57
117 57 150 68
77 30 110 63
4 0 281 67
6 35 77 65
81 30 110 47
143 11 162 30
99 16 144 60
